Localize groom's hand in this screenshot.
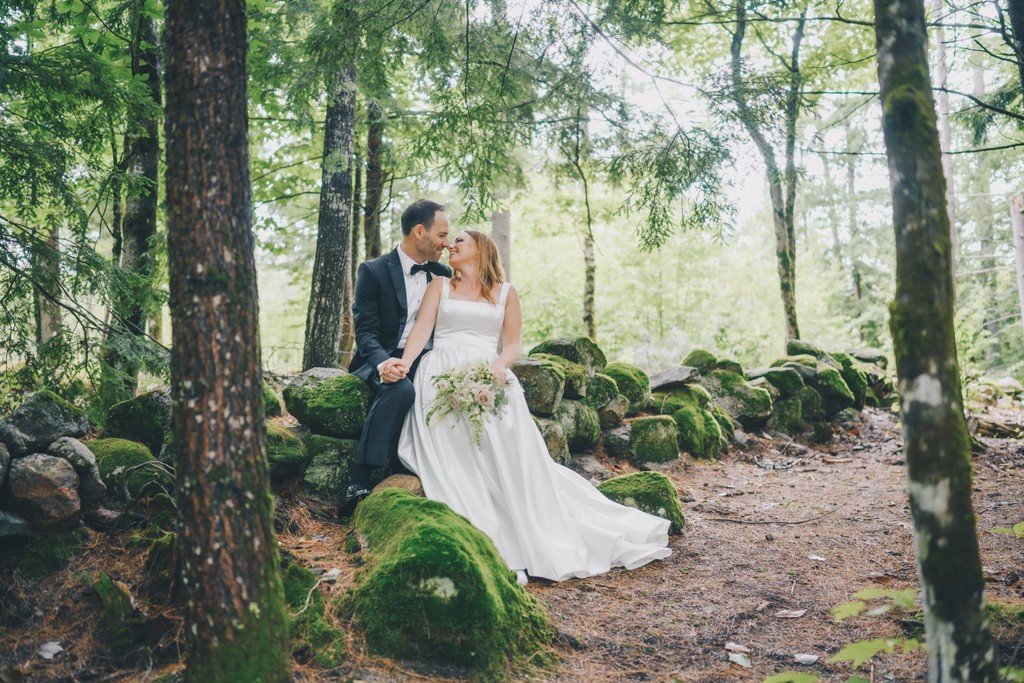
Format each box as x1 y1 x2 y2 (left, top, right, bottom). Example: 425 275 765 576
379 358 408 383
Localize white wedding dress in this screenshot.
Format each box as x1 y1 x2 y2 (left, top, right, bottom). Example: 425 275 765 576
398 279 672 581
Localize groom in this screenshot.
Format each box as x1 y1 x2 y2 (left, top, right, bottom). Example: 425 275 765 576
338 199 452 517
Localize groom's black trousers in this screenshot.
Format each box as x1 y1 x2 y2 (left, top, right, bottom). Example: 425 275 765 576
354 351 423 470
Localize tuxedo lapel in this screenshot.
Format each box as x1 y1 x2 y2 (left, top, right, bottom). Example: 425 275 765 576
386 249 408 333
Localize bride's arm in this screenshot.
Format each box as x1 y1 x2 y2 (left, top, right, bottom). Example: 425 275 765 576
398 278 444 369
492 286 522 374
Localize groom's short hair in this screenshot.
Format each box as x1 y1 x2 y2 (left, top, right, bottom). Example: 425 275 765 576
401 199 445 235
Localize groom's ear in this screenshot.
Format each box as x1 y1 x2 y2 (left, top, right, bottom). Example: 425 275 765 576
411 224 426 239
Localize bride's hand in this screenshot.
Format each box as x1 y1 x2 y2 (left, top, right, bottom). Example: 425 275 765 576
489 360 507 377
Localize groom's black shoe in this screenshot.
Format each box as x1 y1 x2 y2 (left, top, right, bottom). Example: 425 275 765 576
337 484 371 519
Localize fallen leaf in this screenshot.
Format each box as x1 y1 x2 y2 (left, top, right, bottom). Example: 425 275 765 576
775 609 807 618
755 600 771 612
822 457 853 464
867 571 893 584
37 642 62 660
794 653 819 664
725 642 751 653
808 555 826 562
728 652 752 668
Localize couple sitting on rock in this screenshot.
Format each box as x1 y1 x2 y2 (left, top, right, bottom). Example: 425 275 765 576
339 198 671 585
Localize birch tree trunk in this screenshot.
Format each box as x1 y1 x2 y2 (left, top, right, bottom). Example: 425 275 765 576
165 0 290 679
874 0 997 677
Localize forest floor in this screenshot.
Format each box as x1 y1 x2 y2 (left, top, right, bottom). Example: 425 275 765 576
3 406 1024 682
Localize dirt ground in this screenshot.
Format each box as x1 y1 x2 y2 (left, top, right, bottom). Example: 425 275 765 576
3 406 1024 682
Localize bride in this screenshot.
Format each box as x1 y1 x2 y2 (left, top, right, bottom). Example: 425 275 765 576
395 229 671 584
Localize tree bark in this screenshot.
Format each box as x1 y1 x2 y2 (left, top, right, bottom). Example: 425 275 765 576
730 0 804 344
303 55 357 371
491 189 511 280
100 10 162 408
363 103 386 259
931 0 958 277
844 151 864 301
1006 0 1024 97
874 0 998 678
32 223 61 348
341 149 361 364
164 0 290 680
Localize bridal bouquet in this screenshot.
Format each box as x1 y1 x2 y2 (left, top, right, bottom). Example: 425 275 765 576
427 363 511 445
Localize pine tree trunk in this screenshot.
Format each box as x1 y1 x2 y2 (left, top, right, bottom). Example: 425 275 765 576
364 105 386 259
874 0 998 678
845 153 864 301
303 56 356 371
32 223 61 348
100 11 161 408
164 0 290 680
931 0 958 276
1006 0 1024 97
341 150 361 364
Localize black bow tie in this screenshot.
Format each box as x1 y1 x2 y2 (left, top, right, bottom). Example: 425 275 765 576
410 262 446 277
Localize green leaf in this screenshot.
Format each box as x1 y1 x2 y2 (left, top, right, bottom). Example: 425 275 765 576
831 601 866 621
1013 521 1024 538
992 527 1014 534
831 639 899 667
1001 666 1024 682
846 677 870 683
764 673 819 683
851 587 918 609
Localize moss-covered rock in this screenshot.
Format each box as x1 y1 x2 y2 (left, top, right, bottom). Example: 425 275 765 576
807 366 856 416
530 353 587 399
797 386 824 421
533 416 570 465
6 454 80 531
597 395 629 429
102 390 172 459
263 381 283 418
671 403 727 459
510 357 564 417
786 339 825 359
87 438 172 501
95 573 143 649
757 367 805 398
603 363 651 417
583 373 618 409
832 352 868 411
710 404 735 441
682 349 717 374
699 370 773 432
301 435 359 500
767 396 803 434
281 556 346 667
553 399 600 453
652 385 712 415
529 336 606 373
597 472 685 534
0 390 90 457
771 354 819 369
848 348 888 369
266 422 310 482
347 489 554 678
712 358 744 375
283 368 371 438
626 417 679 464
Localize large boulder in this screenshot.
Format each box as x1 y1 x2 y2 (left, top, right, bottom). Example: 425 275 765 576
348 489 553 677
553 399 600 454
46 437 107 508
533 417 570 465
767 396 803 434
806 366 856 416
0 390 89 457
682 349 717 374
603 363 651 417
283 368 371 438
87 438 172 501
597 471 685 534
598 395 629 429
699 370 773 432
583 373 618 410
831 352 869 410
750 367 805 398
530 353 588 399
603 416 678 466
529 337 606 374
102 390 172 459
301 434 359 500
510 357 564 417
6 454 80 531
266 423 310 482
652 385 727 459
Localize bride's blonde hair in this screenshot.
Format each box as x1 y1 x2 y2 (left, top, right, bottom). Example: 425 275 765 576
454 230 505 304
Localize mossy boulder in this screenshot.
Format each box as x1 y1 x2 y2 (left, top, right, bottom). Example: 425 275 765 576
283 368 371 438
797 386 825 421
848 348 888 369
0 390 90 457
95 573 143 649
806 366 856 416
87 438 172 501
46 437 107 508
654 387 726 459
767 396 803 434
832 352 868 411
710 405 735 441
529 336 606 373
533 416 570 465
597 395 629 429
771 354 819 369
699 370 773 431
603 363 651 417
266 422 309 482
652 385 712 415
754 367 805 398
102 390 172 459
347 489 554 678
786 339 826 359
712 358 744 375
262 381 283 418
553 399 600 453
301 434 359 500
597 471 685 535
510 357 564 417
530 353 587 399
583 373 618 409
682 349 717 374
604 417 678 465
281 556 346 667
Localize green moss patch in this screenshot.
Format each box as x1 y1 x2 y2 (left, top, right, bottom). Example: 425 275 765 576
529 337 606 373
807 366 856 416
583 373 618 409
281 555 346 667
347 489 554 679
302 435 358 500
711 358 744 375
95 572 143 649
682 349 717 374
603 363 651 417
798 386 824 421
710 404 735 441
628 416 679 464
263 381 283 418
88 438 173 501
284 371 371 438
786 339 825 358
699 370 773 432
530 353 588 399
832 352 868 410
770 354 819 368
18 527 90 580
768 396 803 434
597 472 685 534
102 390 172 459
760 367 805 398
266 422 310 482
553 399 600 453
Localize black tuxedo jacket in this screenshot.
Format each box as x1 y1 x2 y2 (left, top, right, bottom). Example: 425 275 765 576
348 248 452 383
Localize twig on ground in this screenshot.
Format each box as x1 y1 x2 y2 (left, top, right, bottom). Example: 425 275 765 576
705 504 846 526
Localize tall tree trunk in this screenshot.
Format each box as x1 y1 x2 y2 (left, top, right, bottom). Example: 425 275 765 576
874 0 998 678
164 0 290 681
844 152 864 301
730 0 804 343
363 102 386 259
491 189 511 279
1006 0 1024 96
341 149 361 363
303 54 357 371
568 109 596 340
100 10 162 408
931 0 958 277
32 223 61 348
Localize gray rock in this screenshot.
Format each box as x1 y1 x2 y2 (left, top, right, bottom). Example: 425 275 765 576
510 358 565 417
847 348 888 369
603 425 632 459
47 437 107 508
0 391 89 457
574 454 611 480
649 366 701 393
302 435 358 500
0 510 32 543
534 417 570 465
598 395 629 429
553 399 601 453
7 454 81 531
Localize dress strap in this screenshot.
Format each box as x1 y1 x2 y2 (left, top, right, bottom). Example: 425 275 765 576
498 282 512 306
